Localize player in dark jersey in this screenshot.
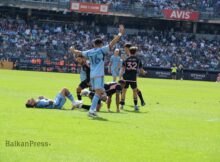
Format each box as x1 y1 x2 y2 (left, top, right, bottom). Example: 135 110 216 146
119 46 146 111
75 55 90 100
81 80 126 112
123 43 146 106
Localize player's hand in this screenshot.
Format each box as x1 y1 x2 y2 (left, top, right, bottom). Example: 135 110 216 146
119 25 125 35
108 69 111 74
69 46 75 53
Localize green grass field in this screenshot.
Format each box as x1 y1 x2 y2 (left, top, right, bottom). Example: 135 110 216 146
0 69 220 162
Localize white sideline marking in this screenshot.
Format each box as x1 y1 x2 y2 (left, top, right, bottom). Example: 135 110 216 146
206 118 220 122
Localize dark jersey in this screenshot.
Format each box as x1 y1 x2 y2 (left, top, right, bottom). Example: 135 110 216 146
123 56 142 81
104 82 122 96
81 63 90 82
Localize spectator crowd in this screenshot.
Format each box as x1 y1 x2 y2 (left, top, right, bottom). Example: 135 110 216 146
0 14 220 71
76 0 220 14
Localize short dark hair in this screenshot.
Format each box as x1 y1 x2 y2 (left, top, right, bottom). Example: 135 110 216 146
93 38 103 46
124 43 132 48
129 46 138 55
25 103 34 108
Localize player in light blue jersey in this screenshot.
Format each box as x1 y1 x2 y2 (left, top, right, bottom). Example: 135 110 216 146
108 48 121 82
25 88 86 109
70 25 125 117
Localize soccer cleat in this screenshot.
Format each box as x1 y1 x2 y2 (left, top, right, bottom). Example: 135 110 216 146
134 105 139 111
141 101 146 106
72 100 83 109
80 89 90 97
88 111 98 117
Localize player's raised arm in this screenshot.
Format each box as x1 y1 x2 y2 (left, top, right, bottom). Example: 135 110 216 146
109 25 125 50
69 46 82 57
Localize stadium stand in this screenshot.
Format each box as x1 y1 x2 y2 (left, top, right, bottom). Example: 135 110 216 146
0 13 219 71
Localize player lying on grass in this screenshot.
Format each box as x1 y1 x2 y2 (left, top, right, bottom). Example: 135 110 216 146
81 80 126 112
123 43 146 106
108 48 122 82
75 55 90 100
25 88 90 110
119 46 146 111
70 25 125 117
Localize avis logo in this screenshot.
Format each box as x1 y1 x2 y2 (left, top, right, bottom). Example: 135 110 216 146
170 11 191 19
163 9 199 20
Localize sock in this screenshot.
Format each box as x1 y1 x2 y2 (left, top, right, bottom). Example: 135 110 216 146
77 92 82 100
134 98 138 106
89 94 100 112
120 99 125 105
81 105 90 110
89 91 95 99
137 91 144 103
67 93 74 103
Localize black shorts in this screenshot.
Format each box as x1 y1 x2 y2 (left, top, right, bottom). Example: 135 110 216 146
172 72 177 76
124 81 137 89
79 80 90 89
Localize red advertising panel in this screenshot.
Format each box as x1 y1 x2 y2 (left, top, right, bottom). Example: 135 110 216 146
162 9 200 21
70 2 108 14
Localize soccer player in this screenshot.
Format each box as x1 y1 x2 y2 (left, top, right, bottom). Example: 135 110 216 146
119 46 146 111
81 80 126 112
216 73 220 82
108 48 121 82
25 88 89 109
70 25 125 117
123 43 146 106
171 64 177 80
75 55 90 100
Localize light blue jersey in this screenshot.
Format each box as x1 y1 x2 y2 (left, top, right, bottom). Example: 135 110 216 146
35 99 54 109
110 55 121 77
80 67 87 82
35 93 66 109
110 55 121 70
82 45 109 79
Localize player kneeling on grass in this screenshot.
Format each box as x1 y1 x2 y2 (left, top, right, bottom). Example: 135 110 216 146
25 88 90 110
81 80 126 112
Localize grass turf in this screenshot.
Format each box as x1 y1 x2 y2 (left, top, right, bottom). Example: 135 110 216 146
0 69 220 162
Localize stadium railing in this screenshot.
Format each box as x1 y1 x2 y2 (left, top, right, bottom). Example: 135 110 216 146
13 62 220 82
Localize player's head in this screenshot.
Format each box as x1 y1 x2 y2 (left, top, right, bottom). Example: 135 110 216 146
118 80 126 88
76 55 86 65
124 43 132 55
93 38 103 48
114 48 120 56
129 46 138 55
25 98 36 108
